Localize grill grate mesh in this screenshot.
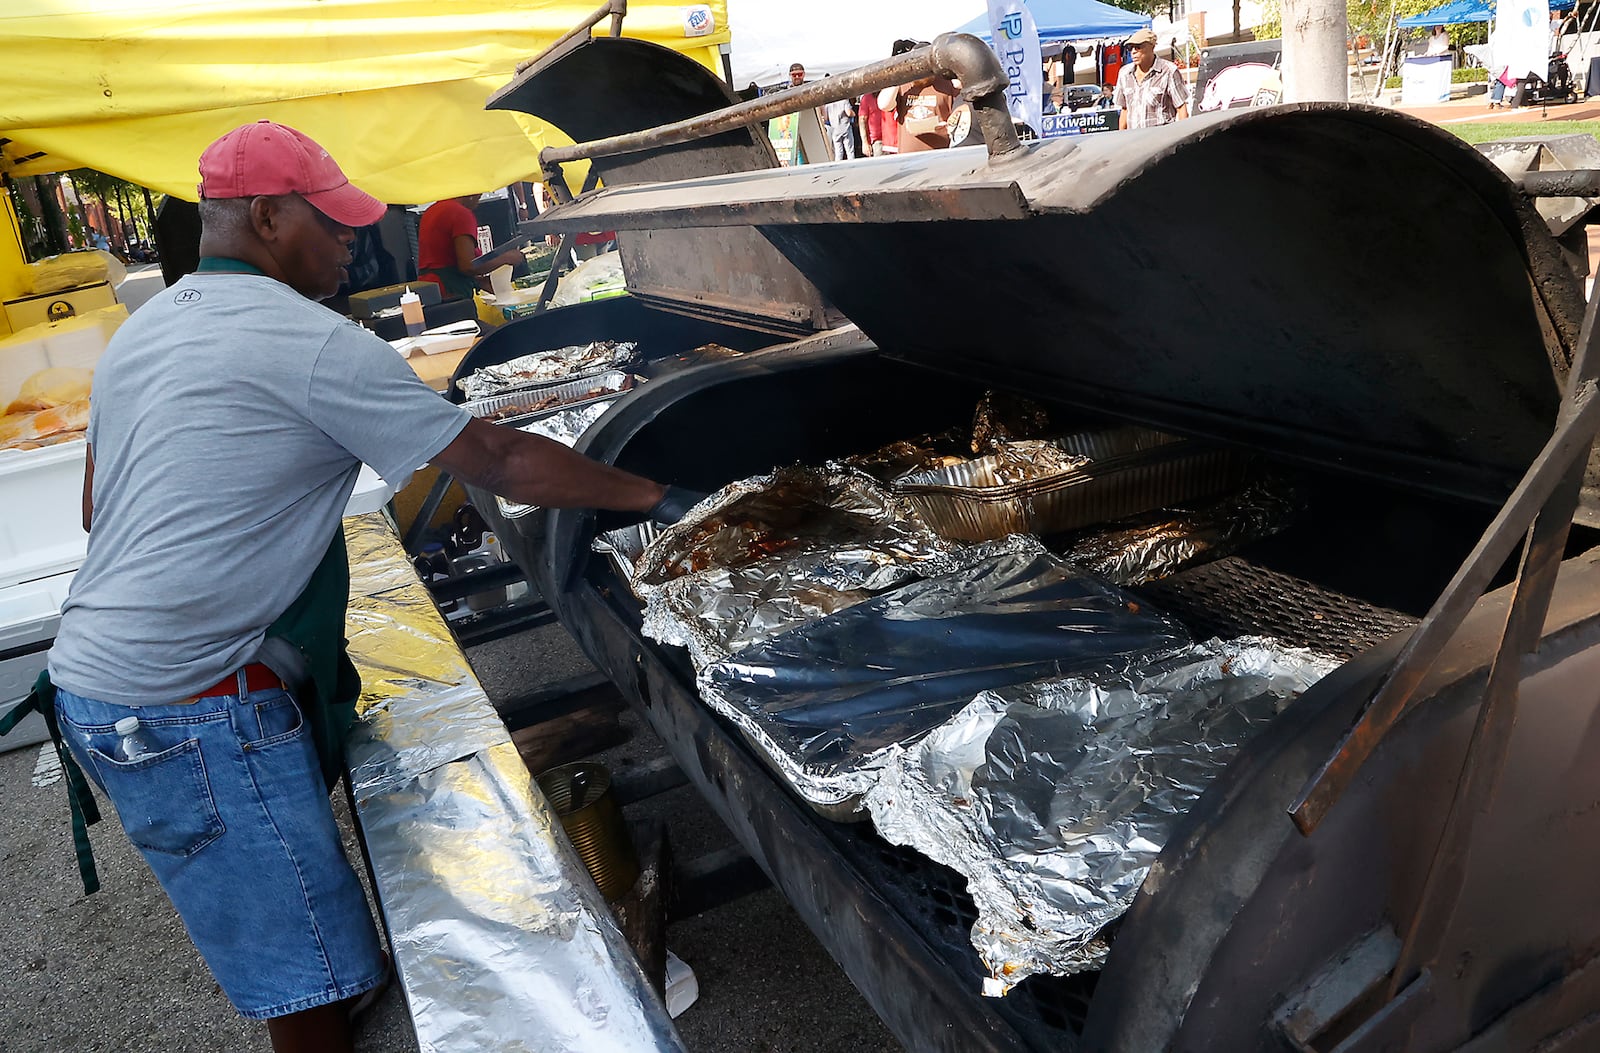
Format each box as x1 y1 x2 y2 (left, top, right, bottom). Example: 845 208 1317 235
1135 556 1419 660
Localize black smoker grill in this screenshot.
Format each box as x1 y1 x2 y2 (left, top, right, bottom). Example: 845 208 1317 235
466 30 1600 1053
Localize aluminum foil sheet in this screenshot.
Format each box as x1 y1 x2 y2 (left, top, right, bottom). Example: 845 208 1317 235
457 341 640 401
359 743 683 1053
631 466 953 596
338 512 684 1052
495 400 620 519
1059 480 1301 586
690 550 1192 815
864 636 1338 992
643 533 1044 673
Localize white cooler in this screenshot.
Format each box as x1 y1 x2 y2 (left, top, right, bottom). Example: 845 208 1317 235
0 442 89 750
0 446 395 753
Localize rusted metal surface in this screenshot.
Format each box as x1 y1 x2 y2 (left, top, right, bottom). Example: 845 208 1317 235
1290 282 1600 836
525 175 1035 232
514 0 625 75
1287 379 1600 833
537 32 1022 177
1454 948 1600 1052
1272 928 1401 1050
1513 169 1600 199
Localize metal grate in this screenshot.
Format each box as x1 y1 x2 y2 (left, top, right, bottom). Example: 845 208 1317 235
1135 556 1418 660
818 819 1101 1045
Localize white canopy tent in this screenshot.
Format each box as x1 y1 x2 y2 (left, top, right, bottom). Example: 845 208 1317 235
725 0 989 87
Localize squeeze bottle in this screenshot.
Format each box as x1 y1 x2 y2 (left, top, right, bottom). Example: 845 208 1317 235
400 287 425 337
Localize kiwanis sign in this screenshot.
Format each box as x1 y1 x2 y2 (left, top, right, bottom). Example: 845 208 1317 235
1042 110 1118 136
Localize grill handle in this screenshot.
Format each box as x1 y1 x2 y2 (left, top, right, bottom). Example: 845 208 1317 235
538 32 1023 198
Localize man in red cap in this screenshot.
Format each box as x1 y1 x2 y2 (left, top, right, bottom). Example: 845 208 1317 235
44 120 699 1053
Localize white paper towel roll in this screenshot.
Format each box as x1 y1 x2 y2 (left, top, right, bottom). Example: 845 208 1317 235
489 265 515 300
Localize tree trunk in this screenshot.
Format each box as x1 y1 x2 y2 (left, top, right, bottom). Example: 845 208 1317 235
1232 0 1241 41
33 175 68 255
142 186 157 242
1282 0 1349 102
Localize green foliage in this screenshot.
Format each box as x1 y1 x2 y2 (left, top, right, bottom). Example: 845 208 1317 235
1385 74 1402 87
1258 0 1467 61
1451 66 1487 82
1448 121 1600 145
1105 0 1166 15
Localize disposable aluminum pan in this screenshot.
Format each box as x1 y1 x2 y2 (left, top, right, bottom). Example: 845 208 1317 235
593 521 667 584
895 432 1254 542
463 371 639 425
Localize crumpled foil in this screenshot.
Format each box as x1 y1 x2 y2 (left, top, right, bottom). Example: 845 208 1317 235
457 341 639 401
1059 479 1301 586
496 400 620 519
339 513 683 1051
864 636 1338 993
631 466 955 596
643 533 1045 673
689 550 1192 815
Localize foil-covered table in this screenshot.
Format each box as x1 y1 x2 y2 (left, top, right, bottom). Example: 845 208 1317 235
340 512 683 1053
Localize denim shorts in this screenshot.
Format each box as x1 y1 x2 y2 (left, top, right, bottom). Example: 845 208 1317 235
54 681 386 1019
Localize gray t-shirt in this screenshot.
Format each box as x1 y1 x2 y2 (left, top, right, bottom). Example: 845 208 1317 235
49 272 470 705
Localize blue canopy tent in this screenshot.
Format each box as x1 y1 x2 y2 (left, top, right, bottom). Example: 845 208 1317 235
1398 0 1571 27
956 0 1150 44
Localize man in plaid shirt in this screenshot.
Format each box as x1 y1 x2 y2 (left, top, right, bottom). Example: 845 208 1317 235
1113 28 1190 130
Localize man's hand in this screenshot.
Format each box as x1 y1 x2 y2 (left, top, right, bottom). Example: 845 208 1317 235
648 486 708 525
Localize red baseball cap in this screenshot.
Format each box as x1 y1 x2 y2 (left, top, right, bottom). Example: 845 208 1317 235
197 120 386 227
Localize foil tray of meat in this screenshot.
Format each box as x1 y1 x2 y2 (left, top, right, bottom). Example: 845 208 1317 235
456 341 639 400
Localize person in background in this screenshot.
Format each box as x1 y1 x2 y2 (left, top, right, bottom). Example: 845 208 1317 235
1114 27 1189 130
858 89 887 156
416 193 523 301
787 61 807 87
824 94 858 159
43 119 698 1053
1426 25 1450 57
1097 82 1117 109
878 41 958 153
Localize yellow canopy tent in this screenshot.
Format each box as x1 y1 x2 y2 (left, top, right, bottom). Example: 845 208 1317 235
0 0 730 323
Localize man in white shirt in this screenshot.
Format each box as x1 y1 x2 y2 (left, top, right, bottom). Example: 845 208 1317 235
1114 28 1190 130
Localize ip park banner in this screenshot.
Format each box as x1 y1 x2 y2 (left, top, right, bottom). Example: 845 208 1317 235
987 0 1044 136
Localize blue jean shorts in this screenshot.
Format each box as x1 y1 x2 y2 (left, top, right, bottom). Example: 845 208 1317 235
54 681 386 1019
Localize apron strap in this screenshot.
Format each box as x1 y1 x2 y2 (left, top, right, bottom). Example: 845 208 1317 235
1 671 101 895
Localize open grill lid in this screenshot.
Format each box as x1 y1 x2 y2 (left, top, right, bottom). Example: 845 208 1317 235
530 104 1584 508
487 35 829 334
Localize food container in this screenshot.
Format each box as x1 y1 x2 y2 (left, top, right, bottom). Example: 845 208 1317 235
593 520 666 582
463 370 639 426
894 428 1255 543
